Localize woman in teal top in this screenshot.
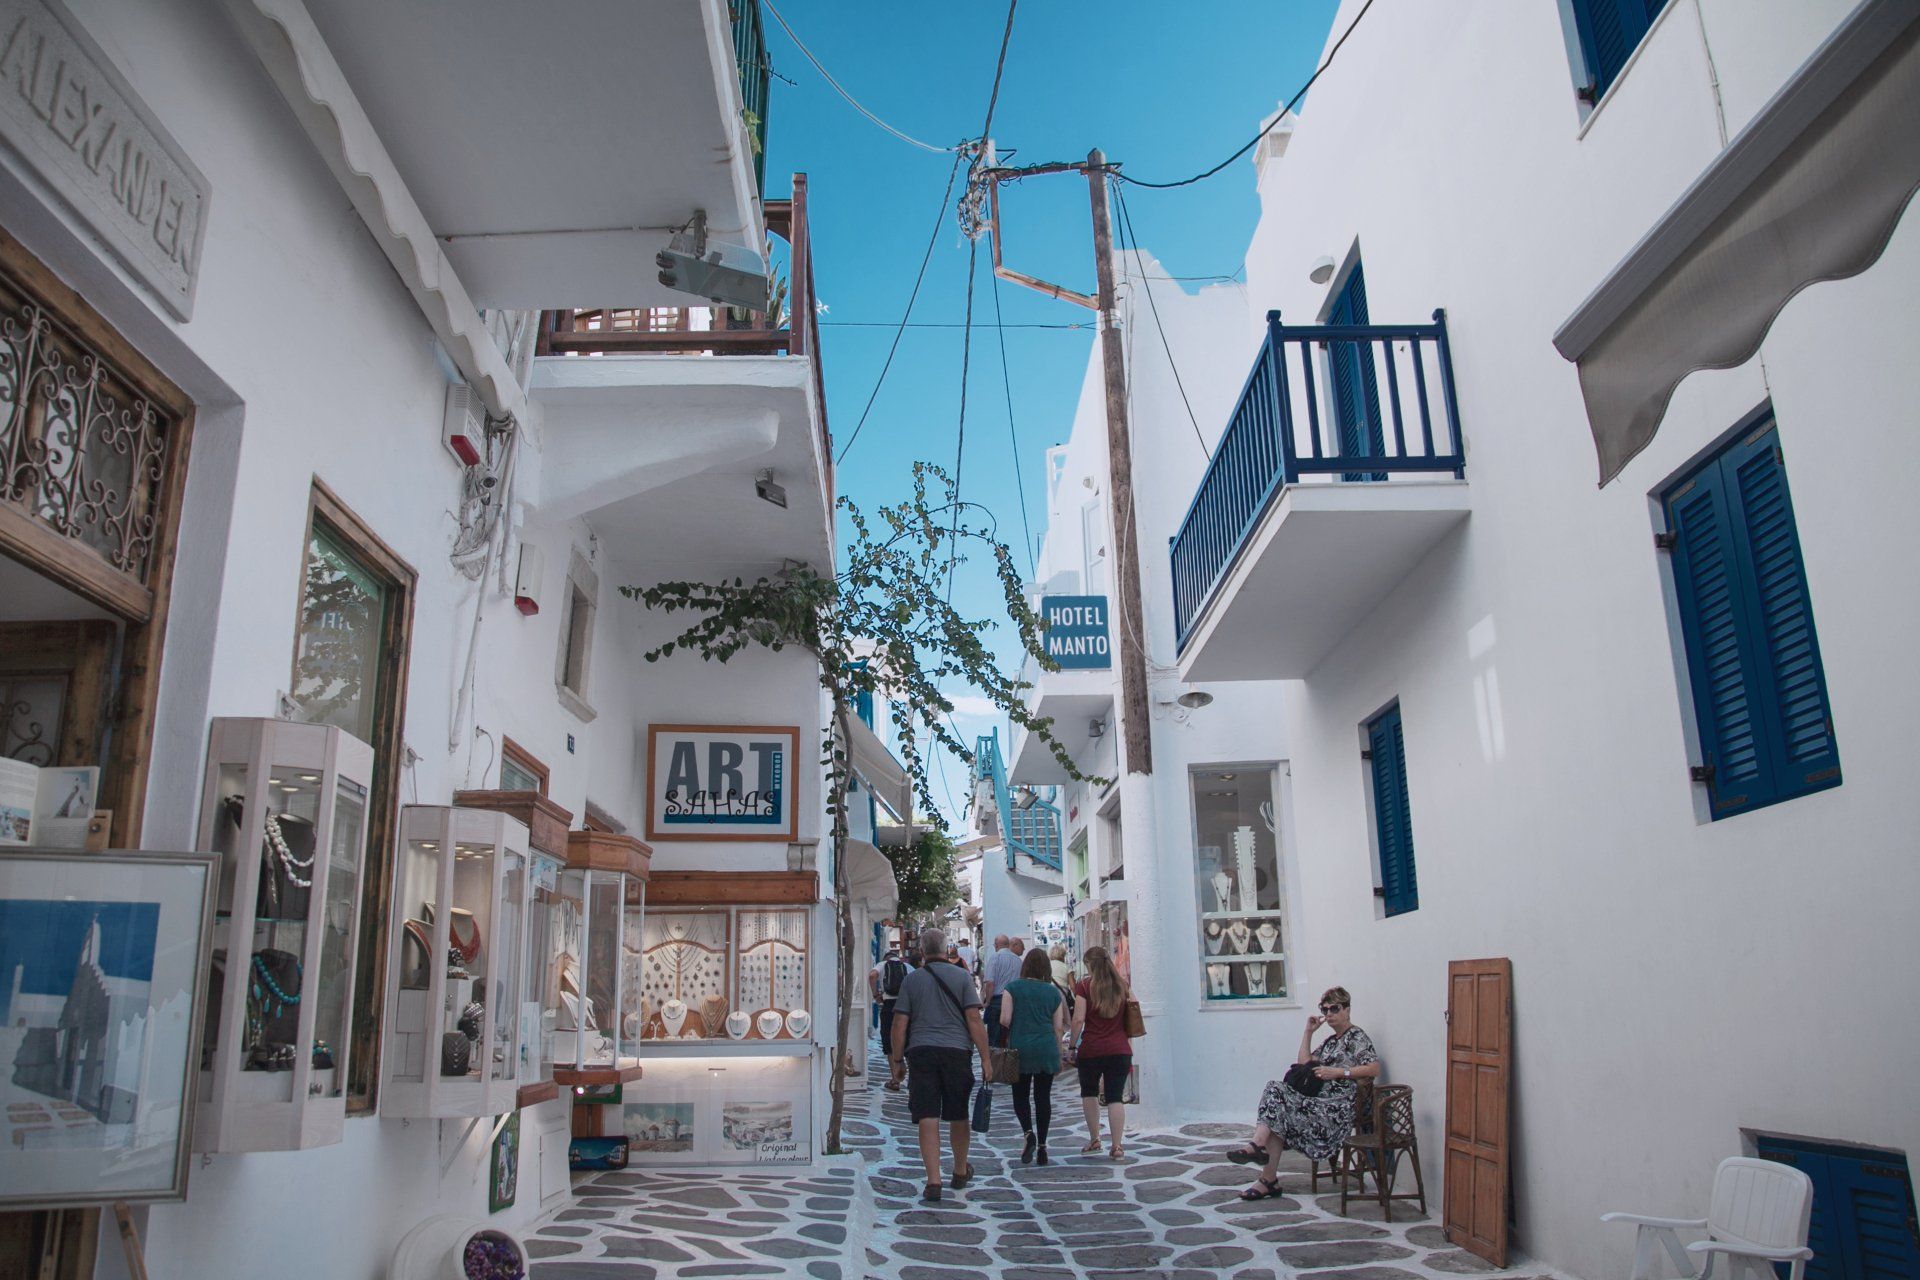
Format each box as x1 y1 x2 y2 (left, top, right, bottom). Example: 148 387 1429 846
997 948 1067 1165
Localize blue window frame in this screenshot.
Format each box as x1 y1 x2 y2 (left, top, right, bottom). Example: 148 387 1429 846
1663 411 1840 819
1366 703 1418 917
1569 0 1673 103
1326 261 1386 482
1751 1135 1920 1280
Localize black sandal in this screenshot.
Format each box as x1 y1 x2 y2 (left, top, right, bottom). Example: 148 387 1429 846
1225 1142 1266 1165
921 1183 941 1203
1238 1175 1284 1201
950 1164 975 1190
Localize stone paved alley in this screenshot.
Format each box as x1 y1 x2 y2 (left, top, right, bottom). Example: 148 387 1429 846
524 1047 1562 1280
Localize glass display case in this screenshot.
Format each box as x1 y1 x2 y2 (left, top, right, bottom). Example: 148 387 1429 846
380 806 530 1117
193 717 373 1153
1190 766 1290 1001
551 831 651 1085
518 850 566 1098
630 906 813 1042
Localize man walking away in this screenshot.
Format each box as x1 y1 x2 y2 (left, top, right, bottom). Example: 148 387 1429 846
876 945 909 1091
890 927 991 1203
955 935 977 976
980 935 1020 1048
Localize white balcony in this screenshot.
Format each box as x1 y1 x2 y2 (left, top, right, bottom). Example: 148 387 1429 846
1008 656 1114 784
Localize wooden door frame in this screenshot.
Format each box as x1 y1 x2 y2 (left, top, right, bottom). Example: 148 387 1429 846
0 620 116 767
1444 956 1513 1267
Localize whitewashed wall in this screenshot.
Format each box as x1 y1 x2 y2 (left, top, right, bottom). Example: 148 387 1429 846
1236 2 1920 1277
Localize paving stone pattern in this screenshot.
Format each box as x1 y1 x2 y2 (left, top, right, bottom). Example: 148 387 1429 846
528 1041 1566 1280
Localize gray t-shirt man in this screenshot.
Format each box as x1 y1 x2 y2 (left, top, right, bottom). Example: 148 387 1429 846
892 960 981 1051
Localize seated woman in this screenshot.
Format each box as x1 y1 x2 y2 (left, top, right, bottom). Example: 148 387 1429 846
1226 986 1380 1200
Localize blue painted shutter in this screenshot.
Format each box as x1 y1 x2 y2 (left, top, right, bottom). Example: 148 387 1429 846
1755 1138 1920 1280
1328 263 1386 482
1571 0 1669 100
1368 705 1418 916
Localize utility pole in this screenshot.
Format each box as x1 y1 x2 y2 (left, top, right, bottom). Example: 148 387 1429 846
1083 149 1152 777
979 146 1152 777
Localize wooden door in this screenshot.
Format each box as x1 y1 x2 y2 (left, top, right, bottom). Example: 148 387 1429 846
1445 958 1512 1266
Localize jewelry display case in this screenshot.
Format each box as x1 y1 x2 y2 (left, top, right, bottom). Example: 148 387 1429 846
516 849 567 1106
380 806 531 1117
551 831 651 1086
630 906 813 1042
1190 767 1290 1002
193 717 373 1153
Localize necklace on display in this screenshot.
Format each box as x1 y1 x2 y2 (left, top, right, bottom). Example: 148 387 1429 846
1227 919 1252 954
447 911 482 968
661 998 688 1038
264 814 314 888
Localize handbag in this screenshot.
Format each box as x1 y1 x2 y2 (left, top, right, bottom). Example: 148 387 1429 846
1283 1061 1325 1098
970 1082 992 1134
989 1046 1022 1084
1122 998 1146 1039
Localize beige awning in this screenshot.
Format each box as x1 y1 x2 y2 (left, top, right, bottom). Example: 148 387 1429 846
845 838 898 915
1554 0 1920 485
846 714 911 821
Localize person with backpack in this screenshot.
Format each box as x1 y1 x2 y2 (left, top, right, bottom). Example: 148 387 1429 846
888 926 991 1203
874 946 910 1091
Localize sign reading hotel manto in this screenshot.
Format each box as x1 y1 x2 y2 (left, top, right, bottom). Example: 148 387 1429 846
646 725 801 844
1040 594 1112 670
0 0 209 319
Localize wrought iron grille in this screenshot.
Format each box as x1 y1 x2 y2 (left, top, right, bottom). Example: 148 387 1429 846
0 673 64 766
0 269 177 586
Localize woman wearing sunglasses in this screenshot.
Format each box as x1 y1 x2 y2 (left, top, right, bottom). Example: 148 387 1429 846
1224 986 1380 1200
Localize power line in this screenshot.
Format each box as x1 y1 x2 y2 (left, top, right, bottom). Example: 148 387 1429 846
762 0 960 154
979 0 1019 140
946 237 981 601
835 153 964 464
1115 0 1377 189
990 267 1037 576
822 320 1091 331
1113 180 1210 460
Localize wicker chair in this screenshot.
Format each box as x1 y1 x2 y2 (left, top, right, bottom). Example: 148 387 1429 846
1310 1079 1374 1192
1337 1083 1427 1220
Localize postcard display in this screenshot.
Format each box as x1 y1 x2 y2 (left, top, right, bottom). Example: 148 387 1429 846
380 806 530 1117
622 905 813 1165
549 838 647 1084
194 717 372 1152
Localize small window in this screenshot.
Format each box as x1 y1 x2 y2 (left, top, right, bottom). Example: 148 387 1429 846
1191 766 1289 1001
500 736 548 795
1662 410 1840 818
1364 703 1418 918
1749 1135 1919 1280
554 549 598 721
1566 0 1672 105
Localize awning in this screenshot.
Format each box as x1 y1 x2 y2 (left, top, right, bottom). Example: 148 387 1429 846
846 715 911 822
844 839 898 915
1554 0 1920 485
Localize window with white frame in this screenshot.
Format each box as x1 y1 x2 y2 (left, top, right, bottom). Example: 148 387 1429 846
1191 767 1288 1001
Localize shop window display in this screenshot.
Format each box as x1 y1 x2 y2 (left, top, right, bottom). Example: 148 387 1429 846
194 717 373 1152
1191 767 1289 1001
634 906 810 1041
552 830 650 1083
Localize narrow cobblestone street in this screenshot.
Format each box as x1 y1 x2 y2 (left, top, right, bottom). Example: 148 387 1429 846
525 1044 1554 1280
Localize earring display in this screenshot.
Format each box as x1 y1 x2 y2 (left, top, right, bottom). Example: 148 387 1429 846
639 911 728 1038
736 909 809 1037
194 718 372 1154
380 805 530 1118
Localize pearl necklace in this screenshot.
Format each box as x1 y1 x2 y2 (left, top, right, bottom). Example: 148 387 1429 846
264 814 315 888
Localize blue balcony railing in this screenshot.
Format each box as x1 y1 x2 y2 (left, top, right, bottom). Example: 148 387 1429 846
1170 309 1465 649
731 1 770 193
973 730 1063 873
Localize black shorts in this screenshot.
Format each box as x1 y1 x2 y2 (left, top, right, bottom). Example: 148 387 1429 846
1076 1053 1131 1102
907 1046 974 1123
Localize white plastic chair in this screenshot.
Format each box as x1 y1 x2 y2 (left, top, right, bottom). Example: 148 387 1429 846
1602 1157 1816 1280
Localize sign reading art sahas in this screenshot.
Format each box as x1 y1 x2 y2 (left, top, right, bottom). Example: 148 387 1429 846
0 0 210 320
1041 595 1111 669
646 725 800 843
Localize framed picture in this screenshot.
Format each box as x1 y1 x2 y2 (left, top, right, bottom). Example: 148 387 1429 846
489 1110 519 1213
0 848 218 1210
646 725 801 843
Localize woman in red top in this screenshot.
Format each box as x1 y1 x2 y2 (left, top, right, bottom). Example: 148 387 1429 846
1069 946 1133 1160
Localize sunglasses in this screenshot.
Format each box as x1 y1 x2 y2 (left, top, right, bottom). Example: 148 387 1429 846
1319 1003 1348 1015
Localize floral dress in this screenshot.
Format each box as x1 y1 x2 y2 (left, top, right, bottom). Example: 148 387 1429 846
1255 1025 1379 1160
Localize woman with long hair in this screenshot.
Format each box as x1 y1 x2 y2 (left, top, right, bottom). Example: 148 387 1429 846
998 947 1066 1164
1068 945 1134 1159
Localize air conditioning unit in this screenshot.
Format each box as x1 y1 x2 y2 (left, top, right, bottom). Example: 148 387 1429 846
443 384 485 467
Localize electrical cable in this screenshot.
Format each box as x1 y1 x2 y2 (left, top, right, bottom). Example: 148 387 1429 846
761 0 960 154
1113 180 1210 460
989 267 1038 577
1115 0 1377 190
822 320 1090 331
945 237 981 601
835 153 964 464
979 0 1019 142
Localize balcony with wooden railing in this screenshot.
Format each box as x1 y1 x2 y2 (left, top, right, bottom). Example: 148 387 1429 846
1171 308 1472 682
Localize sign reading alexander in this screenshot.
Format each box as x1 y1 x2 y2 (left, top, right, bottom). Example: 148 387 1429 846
1041 594 1111 670
0 0 209 319
646 724 800 843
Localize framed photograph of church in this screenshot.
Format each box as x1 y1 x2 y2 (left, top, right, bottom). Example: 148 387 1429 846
0 848 218 1210
646 725 801 843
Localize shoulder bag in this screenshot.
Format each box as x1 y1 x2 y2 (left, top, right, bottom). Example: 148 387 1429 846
1283 1061 1325 1098
1123 997 1146 1039
924 963 1023 1081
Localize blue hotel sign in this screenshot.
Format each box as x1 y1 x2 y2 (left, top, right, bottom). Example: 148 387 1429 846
1041 595 1111 669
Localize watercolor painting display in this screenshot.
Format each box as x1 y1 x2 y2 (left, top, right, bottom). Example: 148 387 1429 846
625 1101 694 1153
0 850 216 1209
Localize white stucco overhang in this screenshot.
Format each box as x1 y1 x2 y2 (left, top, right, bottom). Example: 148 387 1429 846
1008 675 1112 786
297 0 763 308
845 839 899 916
530 353 833 572
847 716 911 823
1176 480 1471 683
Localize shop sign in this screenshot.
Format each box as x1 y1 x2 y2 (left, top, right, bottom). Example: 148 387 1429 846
0 0 210 319
646 724 800 843
1040 595 1110 669
530 852 561 893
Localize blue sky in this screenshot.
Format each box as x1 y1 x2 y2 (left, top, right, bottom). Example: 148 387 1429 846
759 0 1340 827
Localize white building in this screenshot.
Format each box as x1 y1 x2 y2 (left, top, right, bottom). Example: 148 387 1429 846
1162 0 1919 1276
0 1 881 1273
